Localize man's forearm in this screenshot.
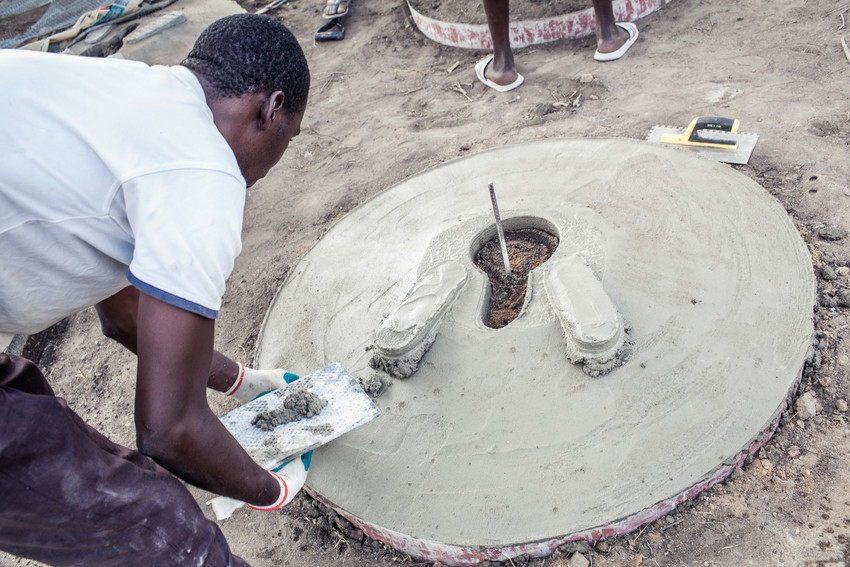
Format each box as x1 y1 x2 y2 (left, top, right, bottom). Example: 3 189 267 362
134 291 280 506
135 401 280 505
208 351 241 392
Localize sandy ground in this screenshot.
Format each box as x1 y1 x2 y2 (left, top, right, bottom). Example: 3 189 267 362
4 0 850 565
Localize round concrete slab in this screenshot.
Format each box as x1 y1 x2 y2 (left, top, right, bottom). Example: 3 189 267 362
255 138 814 564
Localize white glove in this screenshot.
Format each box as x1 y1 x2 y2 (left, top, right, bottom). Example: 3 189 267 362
225 363 299 404
208 457 308 520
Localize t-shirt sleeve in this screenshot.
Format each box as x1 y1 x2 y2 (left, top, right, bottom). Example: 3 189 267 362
121 168 245 318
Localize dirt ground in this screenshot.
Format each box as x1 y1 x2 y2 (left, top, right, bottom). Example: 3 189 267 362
4 0 850 565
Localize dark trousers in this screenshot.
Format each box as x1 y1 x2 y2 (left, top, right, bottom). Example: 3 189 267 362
0 353 248 567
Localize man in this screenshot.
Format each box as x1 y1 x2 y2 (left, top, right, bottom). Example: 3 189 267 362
476 0 639 92
0 13 310 566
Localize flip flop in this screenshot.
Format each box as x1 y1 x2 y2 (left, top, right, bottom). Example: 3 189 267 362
474 55 524 92
314 19 345 41
594 22 639 61
323 0 350 19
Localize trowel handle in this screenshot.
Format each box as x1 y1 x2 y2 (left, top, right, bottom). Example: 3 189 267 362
693 117 739 134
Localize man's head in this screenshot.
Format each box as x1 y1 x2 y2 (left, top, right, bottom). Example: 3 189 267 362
182 14 310 186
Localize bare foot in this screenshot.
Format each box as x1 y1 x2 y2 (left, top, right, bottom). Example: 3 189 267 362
323 0 350 18
484 58 519 88
596 24 630 55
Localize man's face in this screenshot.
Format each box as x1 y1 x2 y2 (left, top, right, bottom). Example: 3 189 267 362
241 107 304 187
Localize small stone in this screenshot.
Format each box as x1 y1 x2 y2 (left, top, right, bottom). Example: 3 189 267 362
333 515 352 532
838 289 850 307
596 540 611 553
795 391 820 420
530 102 558 117
559 540 591 554
836 399 848 412
838 266 850 277
820 265 838 280
570 552 591 567
304 502 323 518
819 293 838 308
819 225 848 241
729 466 746 482
806 346 822 369
349 528 364 541
787 445 800 458
579 73 594 83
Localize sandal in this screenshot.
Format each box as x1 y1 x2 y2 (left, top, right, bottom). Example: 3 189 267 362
323 0 350 19
314 19 345 41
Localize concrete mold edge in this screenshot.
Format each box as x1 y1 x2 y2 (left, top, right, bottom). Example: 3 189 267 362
302 363 803 567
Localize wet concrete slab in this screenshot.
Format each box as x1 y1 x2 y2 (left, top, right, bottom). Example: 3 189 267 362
255 138 815 564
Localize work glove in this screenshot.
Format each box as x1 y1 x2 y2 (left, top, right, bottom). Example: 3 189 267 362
225 362 300 404
208 453 313 520
247 455 309 511
212 366 314 519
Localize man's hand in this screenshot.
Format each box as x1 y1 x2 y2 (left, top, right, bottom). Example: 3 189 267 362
227 366 300 404
248 455 309 511
209 450 312 520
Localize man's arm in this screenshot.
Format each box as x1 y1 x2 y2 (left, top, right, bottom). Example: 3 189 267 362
130 290 280 505
96 286 239 392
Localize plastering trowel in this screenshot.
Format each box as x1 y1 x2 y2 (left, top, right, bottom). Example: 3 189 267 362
210 362 381 520
646 116 759 164
220 362 380 470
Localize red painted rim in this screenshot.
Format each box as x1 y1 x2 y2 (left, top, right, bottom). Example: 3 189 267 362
407 0 672 49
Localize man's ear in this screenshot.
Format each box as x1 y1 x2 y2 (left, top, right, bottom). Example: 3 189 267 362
262 91 286 130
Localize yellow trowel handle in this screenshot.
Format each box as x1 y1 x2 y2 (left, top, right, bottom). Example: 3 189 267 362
686 116 739 146
693 117 739 133
660 116 740 148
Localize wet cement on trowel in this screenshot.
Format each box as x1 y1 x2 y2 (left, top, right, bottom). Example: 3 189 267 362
251 390 328 431
255 138 815 548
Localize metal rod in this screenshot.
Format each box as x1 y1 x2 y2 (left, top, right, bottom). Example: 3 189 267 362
488 183 511 278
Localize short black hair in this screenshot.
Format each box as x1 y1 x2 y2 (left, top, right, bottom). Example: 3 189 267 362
182 14 310 113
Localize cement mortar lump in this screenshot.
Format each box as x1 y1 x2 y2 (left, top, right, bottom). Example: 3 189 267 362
255 138 814 555
251 389 328 431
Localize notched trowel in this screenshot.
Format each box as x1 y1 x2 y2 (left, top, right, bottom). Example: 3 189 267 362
219 362 381 470
646 116 759 165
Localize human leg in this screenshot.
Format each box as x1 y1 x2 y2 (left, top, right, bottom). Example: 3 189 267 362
479 0 523 89
592 0 638 59
0 354 249 567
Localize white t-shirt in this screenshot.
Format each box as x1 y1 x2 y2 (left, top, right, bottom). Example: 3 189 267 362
0 51 246 334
